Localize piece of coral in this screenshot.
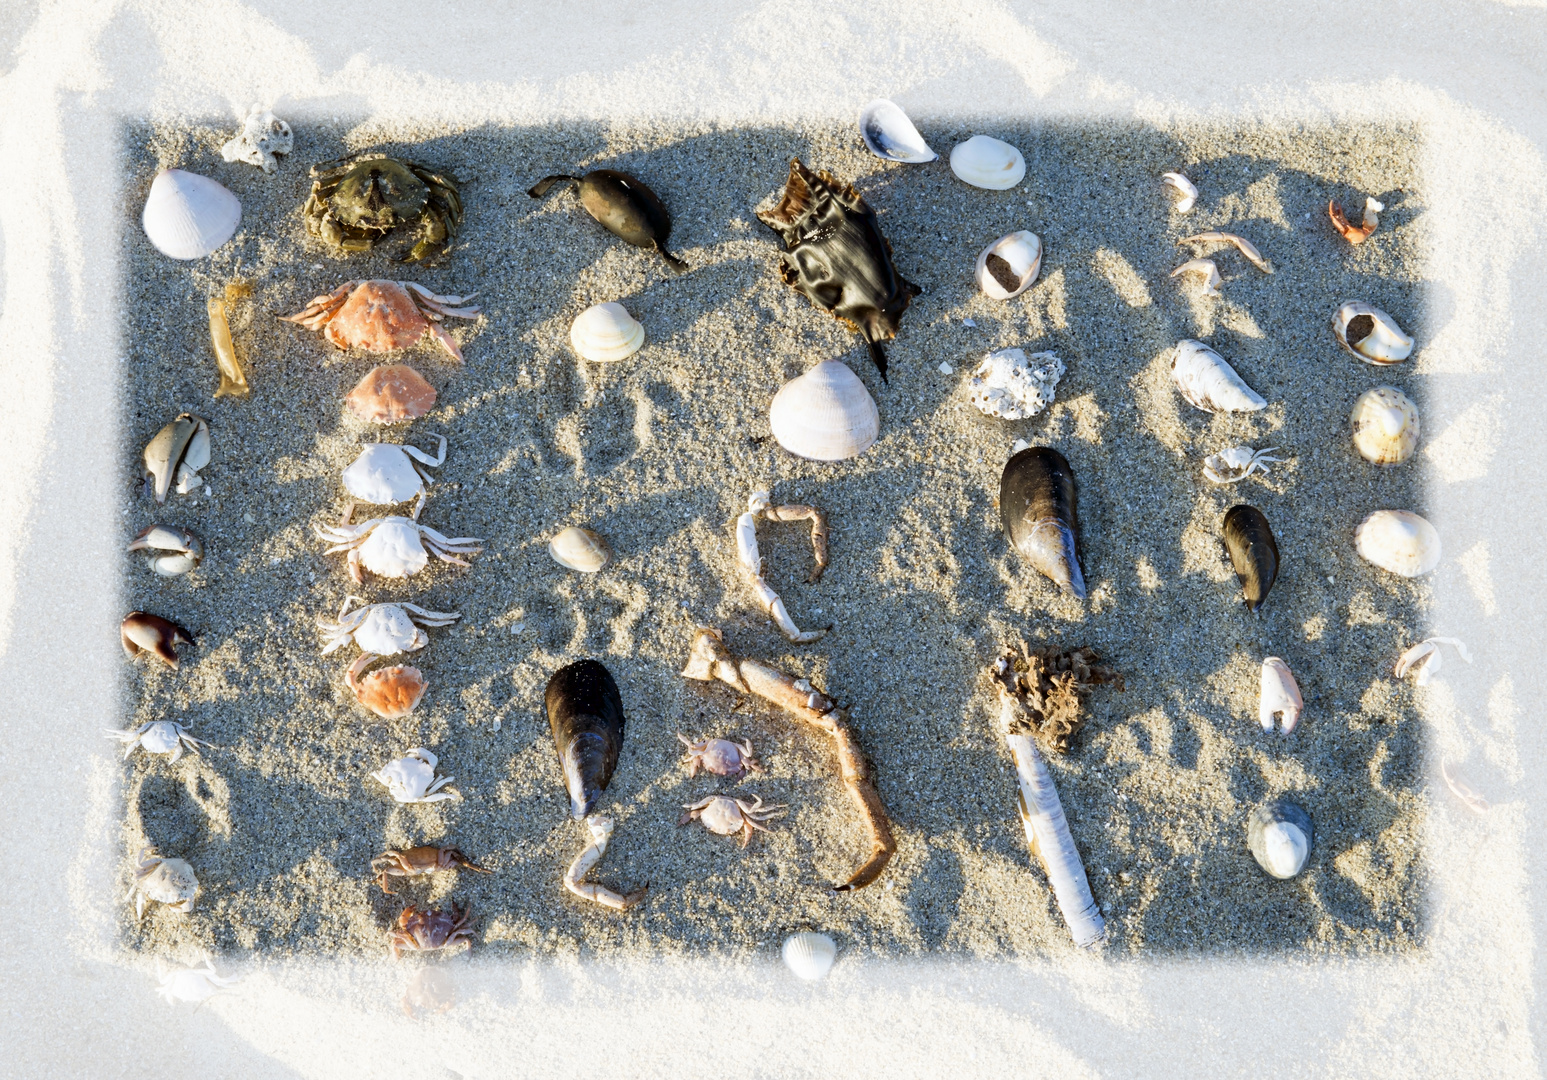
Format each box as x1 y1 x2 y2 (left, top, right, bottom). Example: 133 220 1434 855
991 644 1123 753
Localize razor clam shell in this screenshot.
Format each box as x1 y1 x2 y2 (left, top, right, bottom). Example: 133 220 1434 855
141 169 241 260
858 99 937 163
768 360 879 462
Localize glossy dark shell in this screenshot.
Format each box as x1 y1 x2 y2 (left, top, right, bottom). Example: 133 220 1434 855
528 169 686 272
755 160 921 380
999 447 1087 599
1223 505 1279 612
545 659 626 819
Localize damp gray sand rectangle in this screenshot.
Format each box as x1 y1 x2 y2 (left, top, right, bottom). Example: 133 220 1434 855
117 118 1424 958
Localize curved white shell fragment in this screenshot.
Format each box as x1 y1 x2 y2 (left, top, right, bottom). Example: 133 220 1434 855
782 932 837 981
342 437 445 505
127 523 204 577
1248 799 1313 879
975 231 1042 299
1356 510 1441 577
858 99 937 163
1259 657 1304 733
1161 172 1198 212
371 748 457 804
220 106 293 173
549 526 612 572
157 960 241 1004
769 360 880 462
1171 339 1266 414
1179 231 1272 274
1350 386 1419 465
1170 258 1221 296
967 348 1065 420
1394 637 1471 685
1333 302 1413 364
570 302 644 363
142 169 241 259
950 135 1026 190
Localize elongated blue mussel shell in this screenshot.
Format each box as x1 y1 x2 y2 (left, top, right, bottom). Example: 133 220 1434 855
999 446 1087 599
545 659 626 819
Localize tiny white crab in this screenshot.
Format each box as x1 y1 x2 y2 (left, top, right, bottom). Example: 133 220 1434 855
1203 445 1284 484
133 847 198 918
680 793 786 847
315 502 483 584
1394 637 1472 686
317 595 461 657
341 435 446 507
104 720 209 763
372 748 458 804
157 959 240 1004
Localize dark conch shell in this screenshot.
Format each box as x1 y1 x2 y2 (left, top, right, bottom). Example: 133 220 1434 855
999 447 1087 599
528 169 686 273
756 160 921 381
545 659 626 819
121 612 194 668
1222 505 1279 612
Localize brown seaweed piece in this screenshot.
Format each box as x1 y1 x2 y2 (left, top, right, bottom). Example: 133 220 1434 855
994 642 1124 754
756 160 920 381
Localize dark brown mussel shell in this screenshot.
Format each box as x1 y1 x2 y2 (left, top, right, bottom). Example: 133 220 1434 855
528 169 686 273
1223 505 1279 612
999 447 1087 599
545 659 626 819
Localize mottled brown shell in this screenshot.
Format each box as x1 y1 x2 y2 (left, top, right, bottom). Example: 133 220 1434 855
994 644 1124 753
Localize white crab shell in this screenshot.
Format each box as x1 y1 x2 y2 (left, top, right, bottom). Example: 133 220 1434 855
1161 172 1199 213
139 721 190 755
372 748 456 803
342 443 436 505
967 348 1065 420
1171 339 1266 414
356 518 432 577
137 856 199 913
158 960 240 1004
353 605 431 654
697 796 750 835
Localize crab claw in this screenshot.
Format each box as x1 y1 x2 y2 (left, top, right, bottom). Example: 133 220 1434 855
121 612 194 669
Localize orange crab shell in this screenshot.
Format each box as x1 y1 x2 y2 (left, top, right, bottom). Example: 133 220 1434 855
1328 200 1375 245
327 282 437 351
348 663 427 719
346 364 437 423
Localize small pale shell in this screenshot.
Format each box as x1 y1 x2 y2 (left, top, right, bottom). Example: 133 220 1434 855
1350 386 1419 465
1356 510 1441 577
975 231 1042 299
1259 657 1303 733
858 99 937 163
549 526 612 572
782 931 837 981
570 302 644 362
1171 340 1266 413
142 169 241 260
949 135 1025 190
1170 258 1221 296
158 960 240 1004
1247 799 1313 880
1161 172 1198 212
967 348 1064 420
769 360 880 462
1333 302 1413 364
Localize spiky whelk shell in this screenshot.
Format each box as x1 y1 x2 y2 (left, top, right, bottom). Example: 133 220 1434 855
992 645 1123 753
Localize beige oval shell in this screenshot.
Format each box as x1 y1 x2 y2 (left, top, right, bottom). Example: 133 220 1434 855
768 360 880 462
570 302 644 362
346 365 437 423
1333 301 1413 364
1356 510 1440 577
550 526 612 572
1350 386 1419 465
949 135 1026 190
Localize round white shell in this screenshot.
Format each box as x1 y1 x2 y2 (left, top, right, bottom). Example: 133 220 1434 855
1356 510 1440 577
967 348 1065 420
950 135 1026 190
1333 301 1413 364
975 231 1042 299
1257 821 1310 878
1171 339 1266 413
782 931 837 981
1350 386 1419 465
358 518 429 578
858 99 937 163
353 605 427 655
549 526 612 572
140 858 199 907
570 302 644 363
142 169 241 259
342 445 427 504
769 360 880 462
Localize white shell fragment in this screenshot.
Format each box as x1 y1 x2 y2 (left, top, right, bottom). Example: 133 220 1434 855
975 231 1042 299
1202 445 1282 484
1333 302 1413 364
1394 637 1472 686
1171 339 1266 414
1170 258 1221 296
1350 386 1419 465
570 302 644 363
371 748 458 804
949 135 1025 190
142 169 241 260
549 526 612 572
143 414 212 502
1248 799 1313 879
967 348 1065 420
127 523 204 576
1161 172 1198 212
1356 510 1441 577
769 360 880 462
858 99 937 163
157 960 241 1004
782 932 837 981
1179 231 1272 274
220 106 293 173
342 437 446 506
1259 657 1304 733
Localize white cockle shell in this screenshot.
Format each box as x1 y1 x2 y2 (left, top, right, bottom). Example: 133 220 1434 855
1171 339 1266 414
1259 657 1304 733
358 518 430 578
975 231 1042 299
967 348 1065 420
158 960 240 1004
570 302 644 363
782 931 837 981
1333 302 1413 364
549 526 612 572
343 444 430 504
1350 386 1419 465
1356 510 1441 577
769 360 880 462
858 99 937 163
371 748 456 803
1247 799 1313 880
950 135 1026 190
142 169 241 260
354 605 431 655
220 106 293 173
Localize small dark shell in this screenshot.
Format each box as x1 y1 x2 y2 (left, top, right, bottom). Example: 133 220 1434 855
528 170 686 273
1222 505 1279 612
1247 798 1314 879
999 447 1087 599
545 659 626 819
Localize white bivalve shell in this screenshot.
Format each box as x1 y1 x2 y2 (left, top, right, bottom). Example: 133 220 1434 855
967 348 1064 420
220 106 293 173
949 135 1025 190
570 302 644 363
142 169 241 259
1171 339 1266 414
1259 657 1304 733
549 526 612 572
769 360 880 462
858 99 937 163
1333 302 1413 364
1349 386 1418 465
1356 510 1440 577
341 437 445 505
1247 799 1313 880
782 931 837 981
975 231 1042 299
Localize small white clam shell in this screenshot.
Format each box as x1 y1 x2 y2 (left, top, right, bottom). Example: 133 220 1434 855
967 348 1064 420
1259 657 1304 733
549 526 612 572
975 231 1042 299
1171 339 1266 413
142 169 241 260
1356 510 1440 577
1349 386 1419 465
858 99 937 163
1333 302 1413 364
769 360 880 462
570 302 644 363
949 135 1025 190
782 931 837 981
1247 799 1313 880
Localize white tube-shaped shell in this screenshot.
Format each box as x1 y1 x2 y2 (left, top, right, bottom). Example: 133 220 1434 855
950 135 1026 190
1349 386 1419 465
858 100 937 163
1171 339 1266 413
142 169 242 259
1333 302 1413 364
769 360 880 462
1356 510 1441 577
735 510 762 575
1259 657 1304 733
782 932 838 981
570 302 645 362
975 231 1042 299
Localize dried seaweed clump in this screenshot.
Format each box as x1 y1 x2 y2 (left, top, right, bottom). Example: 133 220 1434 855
992 644 1123 753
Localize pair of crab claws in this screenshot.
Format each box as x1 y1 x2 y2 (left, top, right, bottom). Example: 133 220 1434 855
121 612 194 669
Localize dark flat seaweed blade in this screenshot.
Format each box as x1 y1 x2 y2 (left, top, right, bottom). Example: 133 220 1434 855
1223 505 1279 612
1000 447 1088 599
544 659 625 818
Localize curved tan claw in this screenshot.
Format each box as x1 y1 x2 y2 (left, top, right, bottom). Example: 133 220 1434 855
563 815 648 912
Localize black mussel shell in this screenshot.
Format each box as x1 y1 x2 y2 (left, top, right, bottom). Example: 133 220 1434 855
999 447 1087 599
528 169 686 272
1222 505 1279 612
545 659 626 819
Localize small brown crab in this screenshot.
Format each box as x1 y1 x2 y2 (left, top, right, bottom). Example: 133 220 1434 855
389 902 474 959
680 794 785 847
304 156 463 263
371 846 491 893
283 280 479 362
677 733 761 778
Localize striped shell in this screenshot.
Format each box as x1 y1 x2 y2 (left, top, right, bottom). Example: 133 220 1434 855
570 302 644 362
769 360 879 462
141 169 241 259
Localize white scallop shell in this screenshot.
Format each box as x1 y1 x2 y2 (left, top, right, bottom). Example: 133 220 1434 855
1356 510 1441 577
1259 657 1304 733
949 135 1025 190
570 302 644 362
782 931 837 981
549 526 611 572
975 231 1042 299
769 360 880 462
858 99 937 163
1171 339 1266 414
142 169 241 259
967 348 1064 420
342 444 429 504
1333 302 1413 364
1350 386 1419 465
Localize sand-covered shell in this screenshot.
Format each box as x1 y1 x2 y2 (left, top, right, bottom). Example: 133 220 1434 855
549 526 612 572
1171 340 1266 414
570 302 644 362
968 349 1064 420
1222 505 1278 612
1000 447 1086 599
769 360 879 462
950 135 1025 190
1258 657 1303 733
858 99 936 163
346 365 437 423
1333 302 1413 364
782 931 837 981
975 231 1042 299
142 169 241 260
1356 510 1440 577
1350 386 1419 465
1247 798 1313 879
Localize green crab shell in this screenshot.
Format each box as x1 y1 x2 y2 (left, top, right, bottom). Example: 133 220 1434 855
330 159 431 233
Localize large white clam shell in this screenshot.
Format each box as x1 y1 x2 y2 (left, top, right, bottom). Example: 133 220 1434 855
950 135 1025 190
570 302 644 363
142 169 241 259
1171 339 1266 413
967 348 1064 420
769 360 880 462
1349 386 1419 465
1333 302 1413 364
1259 657 1304 733
549 526 612 572
975 231 1042 299
1356 510 1440 577
858 99 937 163
782 931 837 981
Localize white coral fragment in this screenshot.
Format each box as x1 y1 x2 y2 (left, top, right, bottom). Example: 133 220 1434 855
967 348 1065 420
220 105 293 173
